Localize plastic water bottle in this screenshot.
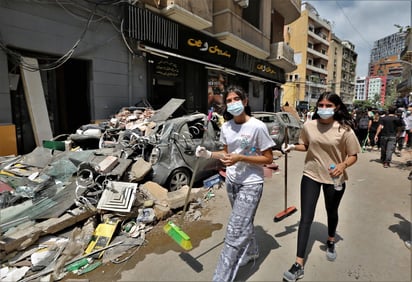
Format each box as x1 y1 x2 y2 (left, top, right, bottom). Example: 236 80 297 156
329 164 343 191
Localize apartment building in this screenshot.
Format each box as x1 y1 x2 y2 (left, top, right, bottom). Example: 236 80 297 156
283 2 331 110
368 76 387 106
355 77 367 101
397 28 412 98
328 35 357 105
368 31 408 105
0 0 300 154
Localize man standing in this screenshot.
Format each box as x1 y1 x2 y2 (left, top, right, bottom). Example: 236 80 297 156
375 106 404 168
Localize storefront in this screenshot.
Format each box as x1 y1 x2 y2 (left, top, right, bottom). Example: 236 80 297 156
124 4 285 114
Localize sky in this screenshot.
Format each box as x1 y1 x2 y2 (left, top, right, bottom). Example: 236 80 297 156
306 0 411 77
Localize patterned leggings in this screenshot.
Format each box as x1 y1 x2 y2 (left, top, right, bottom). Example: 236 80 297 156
212 180 263 282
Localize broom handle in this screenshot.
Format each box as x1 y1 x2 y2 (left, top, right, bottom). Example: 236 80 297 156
284 127 288 211
180 108 214 222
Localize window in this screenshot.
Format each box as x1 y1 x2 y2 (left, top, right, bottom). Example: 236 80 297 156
242 0 260 29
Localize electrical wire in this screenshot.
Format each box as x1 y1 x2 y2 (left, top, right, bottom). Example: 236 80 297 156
333 1 372 49
1 5 97 72
0 0 127 72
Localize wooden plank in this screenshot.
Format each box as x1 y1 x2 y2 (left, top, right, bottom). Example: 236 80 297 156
19 57 53 146
0 208 95 253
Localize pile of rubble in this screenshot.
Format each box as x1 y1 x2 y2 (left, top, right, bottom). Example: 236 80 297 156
0 102 224 281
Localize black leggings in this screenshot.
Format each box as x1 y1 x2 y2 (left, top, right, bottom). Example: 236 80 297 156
296 175 345 259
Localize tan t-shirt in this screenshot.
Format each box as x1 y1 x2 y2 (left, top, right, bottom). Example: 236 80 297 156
299 119 361 184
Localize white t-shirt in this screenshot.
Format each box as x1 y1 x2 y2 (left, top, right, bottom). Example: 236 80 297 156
220 117 275 185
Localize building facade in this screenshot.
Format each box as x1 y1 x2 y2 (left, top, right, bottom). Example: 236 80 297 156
368 31 408 106
397 28 412 99
355 77 367 101
328 35 357 105
0 0 300 154
283 2 331 110
367 76 387 106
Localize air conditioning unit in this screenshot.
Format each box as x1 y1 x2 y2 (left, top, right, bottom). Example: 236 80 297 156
234 0 249 8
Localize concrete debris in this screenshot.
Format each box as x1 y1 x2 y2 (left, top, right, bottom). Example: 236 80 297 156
0 101 228 281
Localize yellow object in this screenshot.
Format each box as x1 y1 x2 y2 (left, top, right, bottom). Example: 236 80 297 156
84 218 120 258
0 124 17 156
163 221 193 251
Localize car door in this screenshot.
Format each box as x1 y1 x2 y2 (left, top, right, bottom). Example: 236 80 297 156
173 117 222 180
277 112 302 144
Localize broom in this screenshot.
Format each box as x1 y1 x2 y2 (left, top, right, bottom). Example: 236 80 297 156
163 108 214 251
274 127 297 222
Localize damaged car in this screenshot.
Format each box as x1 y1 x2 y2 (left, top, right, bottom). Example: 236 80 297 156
147 112 224 191
70 99 224 191
252 111 303 151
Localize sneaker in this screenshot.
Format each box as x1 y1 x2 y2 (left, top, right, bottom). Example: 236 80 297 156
326 240 337 261
239 252 259 267
283 262 304 282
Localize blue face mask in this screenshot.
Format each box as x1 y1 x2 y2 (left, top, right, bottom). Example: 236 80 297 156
227 101 244 116
317 108 335 119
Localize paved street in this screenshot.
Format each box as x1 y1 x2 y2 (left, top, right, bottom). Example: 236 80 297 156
73 149 411 282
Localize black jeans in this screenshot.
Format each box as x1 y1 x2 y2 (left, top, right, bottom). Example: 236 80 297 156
380 136 396 163
296 175 345 259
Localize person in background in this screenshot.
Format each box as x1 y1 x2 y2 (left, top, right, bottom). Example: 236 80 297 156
395 109 406 154
355 109 370 149
196 85 275 282
375 106 404 168
404 110 412 148
281 92 361 282
368 111 381 150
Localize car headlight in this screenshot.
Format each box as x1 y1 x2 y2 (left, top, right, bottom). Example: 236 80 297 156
150 147 160 165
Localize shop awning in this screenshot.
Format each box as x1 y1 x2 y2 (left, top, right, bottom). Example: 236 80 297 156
138 44 282 85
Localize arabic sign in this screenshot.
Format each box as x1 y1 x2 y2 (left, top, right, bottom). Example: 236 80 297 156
179 27 237 66
155 60 180 77
253 61 284 82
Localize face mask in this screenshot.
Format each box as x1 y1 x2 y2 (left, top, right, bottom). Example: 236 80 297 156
317 108 335 119
227 101 244 116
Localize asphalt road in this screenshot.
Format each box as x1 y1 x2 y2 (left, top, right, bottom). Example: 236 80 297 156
73 148 411 282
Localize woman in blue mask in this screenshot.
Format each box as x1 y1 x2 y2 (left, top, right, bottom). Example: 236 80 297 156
281 92 361 282
196 85 275 282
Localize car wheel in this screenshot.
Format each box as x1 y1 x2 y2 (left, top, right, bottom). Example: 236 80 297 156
167 168 191 191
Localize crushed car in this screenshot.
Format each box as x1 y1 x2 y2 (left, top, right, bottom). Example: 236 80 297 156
67 99 224 191
252 111 303 150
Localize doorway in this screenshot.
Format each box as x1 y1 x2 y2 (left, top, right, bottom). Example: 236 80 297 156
8 52 91 154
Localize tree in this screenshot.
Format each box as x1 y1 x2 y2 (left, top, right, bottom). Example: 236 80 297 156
353 100 375 110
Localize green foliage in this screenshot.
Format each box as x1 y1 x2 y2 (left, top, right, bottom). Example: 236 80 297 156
353 100 375 110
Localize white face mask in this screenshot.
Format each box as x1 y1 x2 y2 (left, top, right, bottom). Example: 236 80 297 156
317 108 335 119
227 101 244 116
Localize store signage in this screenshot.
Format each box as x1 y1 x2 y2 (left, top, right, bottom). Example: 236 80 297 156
155 60 180 77
179 26 237 65
253 61 284 81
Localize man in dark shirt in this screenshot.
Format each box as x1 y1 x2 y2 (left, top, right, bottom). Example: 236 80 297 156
374 106 404 167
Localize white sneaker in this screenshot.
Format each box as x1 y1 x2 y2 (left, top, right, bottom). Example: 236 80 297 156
239 252 259 267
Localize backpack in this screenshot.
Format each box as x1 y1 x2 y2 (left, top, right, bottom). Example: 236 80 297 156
358 116 369 130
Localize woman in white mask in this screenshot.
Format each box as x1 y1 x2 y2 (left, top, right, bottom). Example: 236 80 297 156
196 85 275 282
281 92 361 282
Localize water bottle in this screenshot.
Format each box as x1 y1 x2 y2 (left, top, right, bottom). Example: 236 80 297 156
329 164 343 191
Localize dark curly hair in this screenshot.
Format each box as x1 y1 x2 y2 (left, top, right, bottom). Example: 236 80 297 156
222 85 251 120
312 92 355 130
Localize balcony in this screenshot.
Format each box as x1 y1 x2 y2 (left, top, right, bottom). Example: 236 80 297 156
272 0 301 24
308 30 329 46
307 47 328 60
307 64 328 75
267 42 297 73
212 10 269 59
143 0 213 30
